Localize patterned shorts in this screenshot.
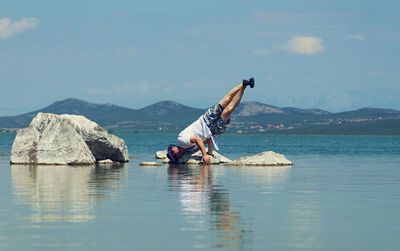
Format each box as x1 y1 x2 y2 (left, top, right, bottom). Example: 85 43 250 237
202 104 230 135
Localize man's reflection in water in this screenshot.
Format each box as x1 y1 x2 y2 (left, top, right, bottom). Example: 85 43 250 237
10 164 128 223
168 164 251 249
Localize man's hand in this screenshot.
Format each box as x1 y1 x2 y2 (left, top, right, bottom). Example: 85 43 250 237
202 154 211 165
191 136 211 164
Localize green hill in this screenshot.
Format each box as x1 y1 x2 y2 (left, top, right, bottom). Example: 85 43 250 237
1 98 400 135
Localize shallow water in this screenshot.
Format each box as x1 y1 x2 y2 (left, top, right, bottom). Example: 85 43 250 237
0 134 400 250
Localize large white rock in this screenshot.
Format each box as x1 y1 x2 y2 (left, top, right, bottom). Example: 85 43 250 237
156 149 232 165
10 113 129 165
227 151 293 166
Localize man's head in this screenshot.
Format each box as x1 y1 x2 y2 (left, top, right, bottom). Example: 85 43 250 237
167 144 185 163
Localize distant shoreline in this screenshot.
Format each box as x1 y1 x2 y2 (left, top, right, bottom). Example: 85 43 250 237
3 129 399 137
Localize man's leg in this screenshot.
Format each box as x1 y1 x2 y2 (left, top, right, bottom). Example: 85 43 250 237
218 83 244 108
220 85 246 122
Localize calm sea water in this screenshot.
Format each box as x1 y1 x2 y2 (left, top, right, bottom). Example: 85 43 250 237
0 133 399 250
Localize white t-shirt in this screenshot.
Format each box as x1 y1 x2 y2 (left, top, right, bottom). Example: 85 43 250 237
178 117 219 150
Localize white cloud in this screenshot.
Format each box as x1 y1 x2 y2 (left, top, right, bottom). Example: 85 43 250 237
112 82 151 94
85 88 112 95
252 48 271 57
0 17 39 39
252 36 325 57
346 34 365 41
137 83 150 92
183 79 213 89
163 85 173 92
186 28 201 37
285 36 324 55
84 82 153 96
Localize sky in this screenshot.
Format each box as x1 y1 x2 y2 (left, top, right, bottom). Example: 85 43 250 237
1 0 400 115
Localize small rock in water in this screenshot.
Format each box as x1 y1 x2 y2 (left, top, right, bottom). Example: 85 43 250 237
140 162 162 166
155 151 166 159
98 159 119 165
227 151 293 166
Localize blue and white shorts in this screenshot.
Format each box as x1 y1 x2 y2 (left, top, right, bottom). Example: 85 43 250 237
202 104 230 135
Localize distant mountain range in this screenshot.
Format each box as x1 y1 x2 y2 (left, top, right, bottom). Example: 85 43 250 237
1 98 400 135
233 101 331 116
0 98 205 130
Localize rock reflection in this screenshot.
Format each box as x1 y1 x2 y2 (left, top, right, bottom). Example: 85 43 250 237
168 165 251 249
234 165 290 183
233 165 290 194
10 164 128 223
288 198 321 250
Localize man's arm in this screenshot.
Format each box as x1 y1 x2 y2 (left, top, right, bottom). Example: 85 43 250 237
206 138 213 156
190 136 210 164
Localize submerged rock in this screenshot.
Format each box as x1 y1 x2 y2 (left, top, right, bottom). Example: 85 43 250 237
10 113 129 165
227 151 293 166
156 149 232 165
139 162 162 166
97 159 120 165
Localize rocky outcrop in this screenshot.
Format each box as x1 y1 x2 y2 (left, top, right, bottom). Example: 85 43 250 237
10 113 129 165
156 149 232 165
155 149 292 166
226 151 292 166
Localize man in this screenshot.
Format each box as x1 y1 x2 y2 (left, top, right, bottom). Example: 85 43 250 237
167 77 255 164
